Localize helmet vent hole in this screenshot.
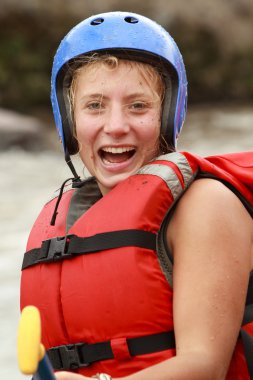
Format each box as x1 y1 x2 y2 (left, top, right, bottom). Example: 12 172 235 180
90 17 104 26
124 16 139 24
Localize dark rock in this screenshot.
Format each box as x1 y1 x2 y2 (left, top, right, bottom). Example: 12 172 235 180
0 108 50 151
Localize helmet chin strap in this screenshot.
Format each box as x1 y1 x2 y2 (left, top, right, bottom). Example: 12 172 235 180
65 151 81 181
50 151 81 226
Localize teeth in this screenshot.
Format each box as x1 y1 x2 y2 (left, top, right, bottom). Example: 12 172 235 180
102 147 135 154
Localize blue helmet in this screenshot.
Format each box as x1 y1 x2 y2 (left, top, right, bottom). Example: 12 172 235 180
51 11 187 157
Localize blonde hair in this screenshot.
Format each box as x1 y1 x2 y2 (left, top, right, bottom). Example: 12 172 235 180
68 54 172 154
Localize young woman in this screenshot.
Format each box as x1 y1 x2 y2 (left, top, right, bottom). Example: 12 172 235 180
20 12 253 380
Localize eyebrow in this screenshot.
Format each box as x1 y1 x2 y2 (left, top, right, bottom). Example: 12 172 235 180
124 92 152 101
80 92 153 102
80 93 104 100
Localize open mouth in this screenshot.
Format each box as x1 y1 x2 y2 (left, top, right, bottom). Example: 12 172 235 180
99 146 136 164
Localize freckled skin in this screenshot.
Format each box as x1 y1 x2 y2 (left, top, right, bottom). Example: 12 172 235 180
73 62 161 195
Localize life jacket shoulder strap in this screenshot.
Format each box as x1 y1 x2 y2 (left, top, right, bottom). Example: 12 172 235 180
66 177 102 232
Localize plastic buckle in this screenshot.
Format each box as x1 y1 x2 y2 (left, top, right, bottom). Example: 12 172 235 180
58 343 89 370
39 236 72 263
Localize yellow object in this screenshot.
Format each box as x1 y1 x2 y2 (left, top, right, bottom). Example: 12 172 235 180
17 305 45 375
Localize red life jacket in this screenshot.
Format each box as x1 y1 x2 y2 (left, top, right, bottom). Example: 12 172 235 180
20 151 253 379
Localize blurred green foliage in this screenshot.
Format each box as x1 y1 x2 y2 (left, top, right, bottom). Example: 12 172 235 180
0 9 253 116
0 10 78 114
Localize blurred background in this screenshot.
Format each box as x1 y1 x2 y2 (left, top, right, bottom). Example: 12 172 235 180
0 0 252 379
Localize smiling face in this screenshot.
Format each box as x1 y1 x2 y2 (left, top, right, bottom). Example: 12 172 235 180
72 59 163 194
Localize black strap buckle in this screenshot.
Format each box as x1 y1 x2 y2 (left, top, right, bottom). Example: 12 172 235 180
49 343 89 370
47 331 176 371
38 236 72 263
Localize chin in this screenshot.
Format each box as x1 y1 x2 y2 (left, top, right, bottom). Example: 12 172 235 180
98 172 134 195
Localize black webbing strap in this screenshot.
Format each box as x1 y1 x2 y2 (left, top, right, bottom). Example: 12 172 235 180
22 230 157 270
240 328 253 379
240 272 253 379
242 304 253 327
47 331 175 370
246 272 253 306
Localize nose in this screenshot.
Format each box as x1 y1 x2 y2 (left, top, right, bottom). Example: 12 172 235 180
103 104 129 137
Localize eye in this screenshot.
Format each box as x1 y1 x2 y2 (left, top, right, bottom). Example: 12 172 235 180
129 101 152 113
130 102 147 110
87 101 102 110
